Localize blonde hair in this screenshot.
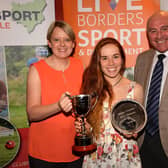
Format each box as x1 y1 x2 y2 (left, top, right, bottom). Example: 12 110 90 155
47 20 75 42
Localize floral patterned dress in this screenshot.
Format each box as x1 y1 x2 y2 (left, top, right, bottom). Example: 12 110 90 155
82 82 142 168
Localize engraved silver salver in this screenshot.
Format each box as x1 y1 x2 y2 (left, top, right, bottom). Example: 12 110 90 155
111 99 147 135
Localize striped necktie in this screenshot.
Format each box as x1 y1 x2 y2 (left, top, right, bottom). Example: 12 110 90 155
145 54 165 136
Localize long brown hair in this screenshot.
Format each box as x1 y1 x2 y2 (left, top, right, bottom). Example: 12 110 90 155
80 37 126 137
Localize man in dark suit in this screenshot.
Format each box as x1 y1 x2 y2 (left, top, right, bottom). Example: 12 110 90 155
134 10 168 168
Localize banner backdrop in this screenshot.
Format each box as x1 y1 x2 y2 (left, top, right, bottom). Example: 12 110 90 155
0 0 55 46
0 0 55 167
62 0 160 68
0 0 160 167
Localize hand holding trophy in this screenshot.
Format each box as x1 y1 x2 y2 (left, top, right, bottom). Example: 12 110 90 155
68 92 98 155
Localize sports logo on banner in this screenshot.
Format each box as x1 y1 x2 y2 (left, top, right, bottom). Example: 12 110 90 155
108 0 119 10
0 0 55 46
63 0 160 68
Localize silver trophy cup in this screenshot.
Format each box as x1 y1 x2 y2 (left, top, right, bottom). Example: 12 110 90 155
71 93 97 154
111 99 147 135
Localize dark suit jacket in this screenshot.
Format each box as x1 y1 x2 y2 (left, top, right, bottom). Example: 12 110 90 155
134 49 168 157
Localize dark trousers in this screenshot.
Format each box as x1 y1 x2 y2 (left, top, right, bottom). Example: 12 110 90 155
28 155 83 168
140 133 168 168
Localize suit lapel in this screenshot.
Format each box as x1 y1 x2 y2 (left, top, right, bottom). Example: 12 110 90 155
144 50 155 103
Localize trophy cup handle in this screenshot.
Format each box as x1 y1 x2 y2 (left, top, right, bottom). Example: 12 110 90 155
65 93 73 99
65 92 98 112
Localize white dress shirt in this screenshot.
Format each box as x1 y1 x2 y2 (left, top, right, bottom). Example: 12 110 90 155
145 51 168 107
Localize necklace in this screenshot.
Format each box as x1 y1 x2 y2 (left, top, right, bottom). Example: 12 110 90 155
112 76 122 87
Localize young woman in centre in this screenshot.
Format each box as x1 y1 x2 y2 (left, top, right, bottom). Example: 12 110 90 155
75 37 144 168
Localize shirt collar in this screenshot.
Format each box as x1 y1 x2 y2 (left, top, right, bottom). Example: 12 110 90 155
156 50 168 57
